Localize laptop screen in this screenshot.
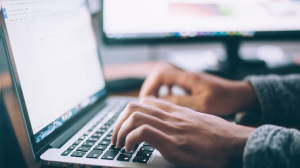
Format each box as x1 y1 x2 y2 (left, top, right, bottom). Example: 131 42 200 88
2 0 106 143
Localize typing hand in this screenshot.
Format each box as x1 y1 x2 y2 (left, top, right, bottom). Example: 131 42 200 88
111 97 254 168
140 62 258 116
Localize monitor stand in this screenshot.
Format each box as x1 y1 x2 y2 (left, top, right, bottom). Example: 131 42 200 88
221 38 266 73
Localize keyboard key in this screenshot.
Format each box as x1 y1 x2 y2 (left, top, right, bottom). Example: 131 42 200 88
107 132 113 136
106 121 114 125
109 145 121 151
91 133 102 138
101 150 119 160
143 142 151 146
101 125 110 129
61 150 72 156
135 143 140 149
67 145 77 150
76 146 91 152
71 151 86 157
86 150 103 159
98 140 110 146
73 140 82 145
82 142 95 147
117 154 132 162
96 129 106 133
121 148 136 154
140 146 154 152
136 151 152 157
104 123 111 127
78 136 86 140
94 145 107 150
111 116 118 120
87 137 99 142
132 156 149 163
102 136 112 141
84 131 91 136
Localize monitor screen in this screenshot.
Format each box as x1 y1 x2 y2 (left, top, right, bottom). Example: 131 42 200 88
2 0 106 143
103 0 300 39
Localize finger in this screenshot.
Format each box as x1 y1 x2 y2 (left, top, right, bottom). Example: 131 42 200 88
139 71 163 98
139 97 178 112
116 112 172 148
139 70 193 98
124 124 173 152
111 102 170 145
161 95 196 110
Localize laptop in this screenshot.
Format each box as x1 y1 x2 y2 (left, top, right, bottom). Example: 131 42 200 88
0 0 178 167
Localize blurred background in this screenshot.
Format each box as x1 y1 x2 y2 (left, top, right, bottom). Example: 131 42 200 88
1 0 300 167
1 0 300 79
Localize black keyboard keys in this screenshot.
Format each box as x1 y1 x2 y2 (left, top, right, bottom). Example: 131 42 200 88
143 142 150 146
67 145 77 150
73 140 82 145
107 132 113 136
78 136 86 140
101 150 119 160
121 148 136 154
132 156 149 163
86 150 103 159
98 140 110 146
91 133 102 138
135 143 140 149
76 146 91 152
71 151 86 157
117 154 132 162
102 136 112 141
101 125 110 129
61 150 72 156
136 151 152 157
87 137 99 142
109 145 121 151
140 146 155 152
83 131 91 136
96 129 106 133
94 145 107 150
82 142 95 147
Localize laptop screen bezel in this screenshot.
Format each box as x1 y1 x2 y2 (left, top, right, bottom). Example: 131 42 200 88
0 5 109 161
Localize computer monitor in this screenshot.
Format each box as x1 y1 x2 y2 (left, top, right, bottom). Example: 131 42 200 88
102 0 300 70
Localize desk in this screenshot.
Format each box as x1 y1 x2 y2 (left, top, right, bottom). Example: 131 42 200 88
1 62 159 168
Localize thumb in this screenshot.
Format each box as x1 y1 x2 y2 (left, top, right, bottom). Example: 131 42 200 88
161 95 196 109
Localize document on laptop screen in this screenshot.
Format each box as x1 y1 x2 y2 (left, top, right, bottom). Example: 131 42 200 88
2 0 106 142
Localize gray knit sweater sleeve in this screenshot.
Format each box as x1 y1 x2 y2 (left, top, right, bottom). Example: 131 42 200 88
244 125 300 168
245 74 300 123
243 74 300 168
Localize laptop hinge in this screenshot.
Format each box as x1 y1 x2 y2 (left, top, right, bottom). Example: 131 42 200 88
49 100 107 148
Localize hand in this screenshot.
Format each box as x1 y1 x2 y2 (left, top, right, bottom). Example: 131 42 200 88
111 97 255 168
140 63 258 116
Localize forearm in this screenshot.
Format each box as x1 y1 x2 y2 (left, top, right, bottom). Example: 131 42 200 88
243 125 300 168
245 74 300 124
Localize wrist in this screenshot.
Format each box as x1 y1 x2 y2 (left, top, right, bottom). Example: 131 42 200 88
226 126 255 168
235 81 259 111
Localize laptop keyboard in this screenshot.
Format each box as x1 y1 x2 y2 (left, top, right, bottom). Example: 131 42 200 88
61 100 155 164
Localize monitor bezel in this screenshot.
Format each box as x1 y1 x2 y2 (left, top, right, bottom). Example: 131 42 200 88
0 5 109 161
102 30 300 45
